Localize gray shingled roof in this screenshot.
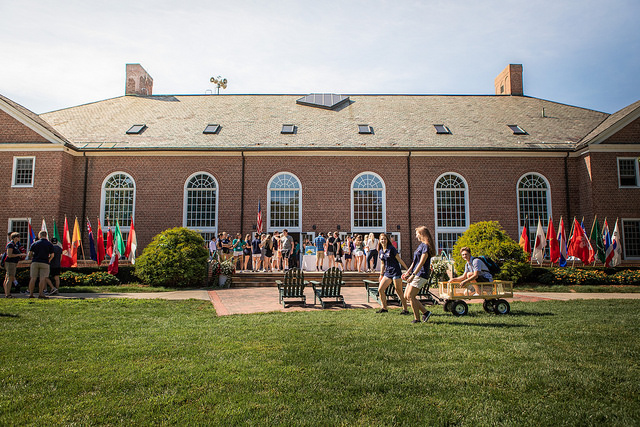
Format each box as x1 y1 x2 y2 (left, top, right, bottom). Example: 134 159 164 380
0 94 70 144
40 94 609 151
578 99 640 147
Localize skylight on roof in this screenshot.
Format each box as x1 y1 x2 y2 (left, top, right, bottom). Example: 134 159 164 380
434 124 451 134
281 124 296 134
296 93 350 110
508 125 527 135
126 124 146 134
203 124 221 134
358 124 373 134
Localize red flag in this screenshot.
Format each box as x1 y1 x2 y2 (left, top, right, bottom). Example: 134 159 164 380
547 218 559 264
106 227 114 258
256 200 263 234
125 218 137 263
568 218 591 264
70 217 81 267
107 244 119 275
61 216 73 267
519 223 530 260
96 219 105 265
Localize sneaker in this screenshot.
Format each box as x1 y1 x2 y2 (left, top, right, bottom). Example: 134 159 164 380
411 319 420 324
421 311 432 323
50 288 59 296
400 310 411 315
38 295 48 299
375 308 388 313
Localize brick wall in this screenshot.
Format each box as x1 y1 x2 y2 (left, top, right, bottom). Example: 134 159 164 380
0 110 49 143
603 117 640 143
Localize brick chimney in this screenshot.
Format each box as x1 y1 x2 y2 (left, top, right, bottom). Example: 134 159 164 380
126 64 153 96
494 64 523 96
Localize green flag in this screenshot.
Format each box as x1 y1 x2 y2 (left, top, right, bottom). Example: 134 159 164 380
115 220 126 255
589 217 605 264
52 219 62 247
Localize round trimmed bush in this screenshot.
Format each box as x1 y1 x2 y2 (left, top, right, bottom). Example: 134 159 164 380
135 227 209 288
452 221 531 283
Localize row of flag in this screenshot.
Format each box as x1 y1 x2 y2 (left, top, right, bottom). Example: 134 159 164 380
519 216 622 267
29 216 137 275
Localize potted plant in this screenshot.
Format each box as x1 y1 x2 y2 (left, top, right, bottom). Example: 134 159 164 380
218 260 236 288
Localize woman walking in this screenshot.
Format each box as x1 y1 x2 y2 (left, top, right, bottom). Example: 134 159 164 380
376 233 409 314
365 232 378 272
402 226 436 323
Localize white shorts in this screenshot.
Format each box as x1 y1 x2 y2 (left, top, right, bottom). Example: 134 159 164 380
353 249 364 257
233 250 242 257
409 276 428 289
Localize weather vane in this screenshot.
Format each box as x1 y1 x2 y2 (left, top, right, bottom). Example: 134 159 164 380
210 76 228 94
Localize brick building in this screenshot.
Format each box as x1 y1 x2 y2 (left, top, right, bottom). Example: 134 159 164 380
1 64 639 260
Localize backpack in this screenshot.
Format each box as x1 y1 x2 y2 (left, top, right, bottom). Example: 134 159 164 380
478 255 500 275
0 252 6 269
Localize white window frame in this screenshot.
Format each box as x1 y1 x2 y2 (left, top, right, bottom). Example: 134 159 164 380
267 172 302 233
183 172 219 238
622 218 640 260
516 172 552 243
7 218 31 250
434 172 469 254
351 172 386 233
617 157 640 188
12 156 36 188
100 172 136 233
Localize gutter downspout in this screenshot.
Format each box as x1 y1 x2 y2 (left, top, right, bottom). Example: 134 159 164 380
407 151 413 256
80 153 89 242
240 151 245 236
564 152 571 220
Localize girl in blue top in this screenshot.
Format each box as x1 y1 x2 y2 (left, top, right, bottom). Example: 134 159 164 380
376 233 409 314
402 226 436 323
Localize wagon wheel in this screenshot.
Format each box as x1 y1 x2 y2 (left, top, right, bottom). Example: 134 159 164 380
443 300 454 312
493 299 510 315
483 299 496 313
451 300 468 316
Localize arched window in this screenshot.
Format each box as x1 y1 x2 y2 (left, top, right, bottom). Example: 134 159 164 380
268 172 301 231
184 172 218 240
517 173 552 248
101 172 135 230
351 172 385 232
434 173 469 255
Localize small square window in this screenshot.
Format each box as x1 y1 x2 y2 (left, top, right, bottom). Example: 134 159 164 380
203 124 221 134
358 124 373 134
434 124 451 134
508 125 527 135
126 124 147 134
12 157 35 187
618 158 639 187
281 124 296 134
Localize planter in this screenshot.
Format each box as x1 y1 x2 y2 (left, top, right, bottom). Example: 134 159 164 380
218 274 228 287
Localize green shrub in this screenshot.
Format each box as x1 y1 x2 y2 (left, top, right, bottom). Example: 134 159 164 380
84 271 120 287
452 221 531 283
611 270 640 286
538 268 611 286
135 227 209 288
59 271 87 287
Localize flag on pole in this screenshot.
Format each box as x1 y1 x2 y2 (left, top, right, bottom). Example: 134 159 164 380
106 226 114 258
125 218 137 264
547 218 559 264
52 219 62 247
603 219 613 267
257 200 263 234
610 219 622 267
96 219 105 266
87 219 98 262
70 217 81 267
61 216 73 268
568 218 591 264
519 222 530 260
532 218 546 264
114 220 126 255
107 242 119 275
589 216 605 264
41 219 48 234
558 217 568 267
28 220 37 247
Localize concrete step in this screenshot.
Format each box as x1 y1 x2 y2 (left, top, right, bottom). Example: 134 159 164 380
228 271 381 287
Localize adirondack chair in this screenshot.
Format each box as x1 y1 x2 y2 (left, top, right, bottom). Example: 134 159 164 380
363 279 400 305
310 267 346 308
276 268 307 308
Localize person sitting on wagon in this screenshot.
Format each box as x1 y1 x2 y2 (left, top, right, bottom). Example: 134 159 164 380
448 247 492 296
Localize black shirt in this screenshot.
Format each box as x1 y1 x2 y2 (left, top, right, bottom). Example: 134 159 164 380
30 239 54 264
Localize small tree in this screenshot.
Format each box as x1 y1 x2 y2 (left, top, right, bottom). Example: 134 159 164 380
135 227 209 288
452 221 531 283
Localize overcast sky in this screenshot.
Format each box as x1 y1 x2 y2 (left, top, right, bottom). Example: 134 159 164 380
1 0 638 114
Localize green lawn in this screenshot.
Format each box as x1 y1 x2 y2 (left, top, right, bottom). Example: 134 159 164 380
516 284 640 293
1 299 639 425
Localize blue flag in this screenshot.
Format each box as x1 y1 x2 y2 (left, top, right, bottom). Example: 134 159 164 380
87 219 98 262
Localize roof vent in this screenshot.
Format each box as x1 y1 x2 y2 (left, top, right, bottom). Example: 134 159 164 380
296 93 350 110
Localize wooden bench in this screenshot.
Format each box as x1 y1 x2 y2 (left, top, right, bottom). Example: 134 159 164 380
363 279 401 305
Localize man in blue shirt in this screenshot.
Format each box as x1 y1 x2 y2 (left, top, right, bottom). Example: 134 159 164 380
314 233 327 271
28 231 55 298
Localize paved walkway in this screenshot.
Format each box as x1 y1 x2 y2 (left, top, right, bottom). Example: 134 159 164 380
9 289 640 316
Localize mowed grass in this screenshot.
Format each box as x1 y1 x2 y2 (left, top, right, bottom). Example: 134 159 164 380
1 299 639 425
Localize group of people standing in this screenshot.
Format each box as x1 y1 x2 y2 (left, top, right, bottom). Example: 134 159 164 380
312 232 397 272
208 229 299 272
